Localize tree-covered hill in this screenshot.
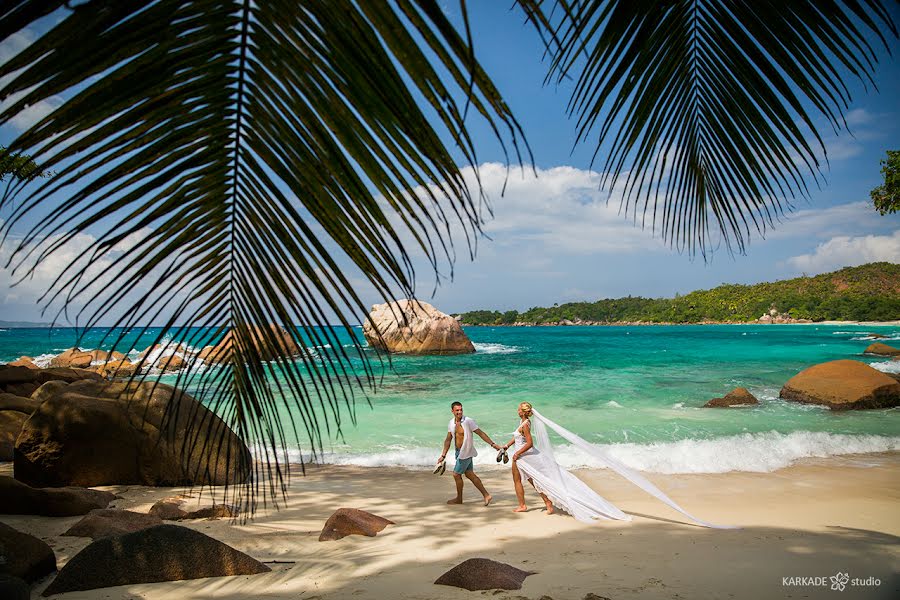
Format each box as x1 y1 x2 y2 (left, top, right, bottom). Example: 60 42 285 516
458 263 900 325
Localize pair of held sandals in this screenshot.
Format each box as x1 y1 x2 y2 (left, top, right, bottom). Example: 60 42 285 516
432 448 509 476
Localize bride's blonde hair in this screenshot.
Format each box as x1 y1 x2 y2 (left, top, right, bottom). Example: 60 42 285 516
519 402 533 418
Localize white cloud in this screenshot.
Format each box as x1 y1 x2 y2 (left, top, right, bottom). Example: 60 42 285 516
764 201 890 241
0 227 161 320
399 163 667 258
786 230 900 273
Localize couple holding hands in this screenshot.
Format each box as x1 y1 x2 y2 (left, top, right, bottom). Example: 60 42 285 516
435 400 733 528
436 400 554 514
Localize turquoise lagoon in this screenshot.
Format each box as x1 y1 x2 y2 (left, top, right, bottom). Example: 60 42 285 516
2 324 898 473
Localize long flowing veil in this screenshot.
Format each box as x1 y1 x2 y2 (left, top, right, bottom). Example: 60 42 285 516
532 409 737 529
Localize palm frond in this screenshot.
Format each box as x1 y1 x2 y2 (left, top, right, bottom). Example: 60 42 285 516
519 0 897 255
0 0 527 511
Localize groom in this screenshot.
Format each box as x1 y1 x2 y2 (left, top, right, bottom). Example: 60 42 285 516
437 401 500 506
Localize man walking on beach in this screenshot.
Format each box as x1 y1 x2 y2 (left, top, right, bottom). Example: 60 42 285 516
437 401 499 506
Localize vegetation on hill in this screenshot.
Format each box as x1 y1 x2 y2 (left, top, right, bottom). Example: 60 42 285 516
459 263 900 325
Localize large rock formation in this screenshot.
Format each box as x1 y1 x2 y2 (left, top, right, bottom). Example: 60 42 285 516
780 360 900 410
434 558 535 591
363 300 475 355
41 525 270 596
864 342 900 356
703 387 759 408
0 522 57 583
318 508 394 541
14 380 251 488
0 476 116 516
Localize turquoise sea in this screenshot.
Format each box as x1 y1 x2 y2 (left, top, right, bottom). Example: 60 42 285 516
2 324 899 473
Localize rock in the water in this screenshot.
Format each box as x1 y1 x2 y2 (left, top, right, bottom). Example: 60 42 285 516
14 380 251 487
864 342 900 356
41 524 270 596
0 392 40 414
0 575 30 600
199 325 300 364
0 410 28 460
63 509 163 539
363 299 475 355
434 558 535 591
703 387 759 408
318 508 395 541
8 356 37 369
50 348 93 369
94 359 139 378
0 522 56 583
155 354 186 372
87 350 126 363
0 476 117 516
780 360 900 410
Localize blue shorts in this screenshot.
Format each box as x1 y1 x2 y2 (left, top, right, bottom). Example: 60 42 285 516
453 448 473 474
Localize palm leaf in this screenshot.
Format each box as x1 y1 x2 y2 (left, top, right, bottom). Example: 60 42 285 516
0 0 528 510
519 0 897 255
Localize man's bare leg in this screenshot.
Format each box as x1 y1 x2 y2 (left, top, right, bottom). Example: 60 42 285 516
447 473 464 504
465 470 492 506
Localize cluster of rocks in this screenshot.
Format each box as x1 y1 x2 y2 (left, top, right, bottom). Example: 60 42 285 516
1 479 400 596
0 481 272 597
704 341 900 410
7 323 303 379
1 365 251 486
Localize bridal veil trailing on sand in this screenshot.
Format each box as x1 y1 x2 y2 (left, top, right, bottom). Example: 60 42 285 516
528 409 737 529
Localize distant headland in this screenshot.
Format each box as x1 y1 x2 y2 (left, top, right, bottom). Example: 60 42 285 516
456 263 900 326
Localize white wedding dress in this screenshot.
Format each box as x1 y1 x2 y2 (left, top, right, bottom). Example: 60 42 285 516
513 409 736 528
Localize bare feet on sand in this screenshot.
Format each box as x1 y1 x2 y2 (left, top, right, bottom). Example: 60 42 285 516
483 494 492 506
544 502 555 514
447 497 463 504
513 505 528 513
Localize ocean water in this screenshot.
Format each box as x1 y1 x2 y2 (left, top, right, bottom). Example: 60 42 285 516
2 324 899 474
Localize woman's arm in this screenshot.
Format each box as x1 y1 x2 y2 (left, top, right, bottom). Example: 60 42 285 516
512 421 533 460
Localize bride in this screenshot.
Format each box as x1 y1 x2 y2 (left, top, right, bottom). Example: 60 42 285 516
499 402 734 528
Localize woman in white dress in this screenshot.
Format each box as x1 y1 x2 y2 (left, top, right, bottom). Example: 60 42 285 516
499 402 735 528
499 401 629 522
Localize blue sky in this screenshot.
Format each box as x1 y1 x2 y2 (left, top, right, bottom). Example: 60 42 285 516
0 3 898 324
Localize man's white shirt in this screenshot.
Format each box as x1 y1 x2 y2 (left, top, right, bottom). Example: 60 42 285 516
448 416 479 459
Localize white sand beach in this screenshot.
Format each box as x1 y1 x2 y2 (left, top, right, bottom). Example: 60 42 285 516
4 453 899 600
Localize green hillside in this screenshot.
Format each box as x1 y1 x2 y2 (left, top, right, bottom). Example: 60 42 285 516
459 263 900 325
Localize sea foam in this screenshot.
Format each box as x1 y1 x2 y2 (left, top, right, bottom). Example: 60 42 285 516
251 431 900 474
473 342 521 354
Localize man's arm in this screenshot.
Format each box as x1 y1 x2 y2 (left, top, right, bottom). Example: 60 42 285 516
474 428 499 450
438 432 452 464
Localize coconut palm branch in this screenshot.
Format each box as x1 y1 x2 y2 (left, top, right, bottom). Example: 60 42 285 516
0 1 895 509
0 0 529 509
521 0 896 255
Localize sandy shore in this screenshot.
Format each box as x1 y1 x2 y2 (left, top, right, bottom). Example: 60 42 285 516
3 454 899 600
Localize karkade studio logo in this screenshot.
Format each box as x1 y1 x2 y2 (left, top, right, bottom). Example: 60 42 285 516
782 571 880 592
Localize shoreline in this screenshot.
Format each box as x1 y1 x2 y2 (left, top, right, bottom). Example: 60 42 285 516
4 453 898 599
